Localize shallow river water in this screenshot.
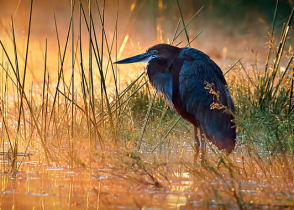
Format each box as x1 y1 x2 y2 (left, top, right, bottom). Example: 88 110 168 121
1 150 294 210
0 160 195 209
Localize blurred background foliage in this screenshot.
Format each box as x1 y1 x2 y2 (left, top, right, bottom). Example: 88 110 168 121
207 0 292 21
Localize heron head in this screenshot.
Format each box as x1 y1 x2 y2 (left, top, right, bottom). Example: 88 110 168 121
114 44 181 65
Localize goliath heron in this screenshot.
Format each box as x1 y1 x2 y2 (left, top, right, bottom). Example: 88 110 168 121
115 44 236 158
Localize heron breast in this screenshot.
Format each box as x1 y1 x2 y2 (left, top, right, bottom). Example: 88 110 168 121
150 72 174 107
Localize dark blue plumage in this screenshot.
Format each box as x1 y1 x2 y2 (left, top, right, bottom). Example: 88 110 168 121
178 48 235 152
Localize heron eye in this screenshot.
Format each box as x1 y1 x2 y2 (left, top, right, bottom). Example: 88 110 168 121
153 50 159 54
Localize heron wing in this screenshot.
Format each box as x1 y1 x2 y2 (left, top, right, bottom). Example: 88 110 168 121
178 54 236 151
181 47 228 86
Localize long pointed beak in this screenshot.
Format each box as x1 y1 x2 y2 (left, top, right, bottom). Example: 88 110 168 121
114 52 151 64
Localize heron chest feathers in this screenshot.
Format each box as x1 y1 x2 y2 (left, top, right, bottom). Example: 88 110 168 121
149 72 174 107
146 58 175 107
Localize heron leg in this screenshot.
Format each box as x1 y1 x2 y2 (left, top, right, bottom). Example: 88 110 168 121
193 126 200 161
200 128 206 159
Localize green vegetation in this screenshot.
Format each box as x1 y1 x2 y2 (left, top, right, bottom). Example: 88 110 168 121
207 0 292 21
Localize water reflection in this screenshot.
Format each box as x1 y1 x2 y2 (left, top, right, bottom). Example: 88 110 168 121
1 151 294 209
0 164 192 209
